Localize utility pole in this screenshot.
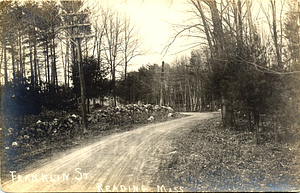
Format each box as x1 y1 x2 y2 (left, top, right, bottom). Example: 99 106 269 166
60 9 93 134
76 37 88 133
160 61 165 106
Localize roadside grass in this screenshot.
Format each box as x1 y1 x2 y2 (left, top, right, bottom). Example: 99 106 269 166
152 116 300 192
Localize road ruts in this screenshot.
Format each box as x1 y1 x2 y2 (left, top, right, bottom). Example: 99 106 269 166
1 112 215 192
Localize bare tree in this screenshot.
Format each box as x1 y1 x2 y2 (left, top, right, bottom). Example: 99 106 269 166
270 0 283 68
122 15 145 103
102 9 123 107
284 0 299 71
260 0 285 68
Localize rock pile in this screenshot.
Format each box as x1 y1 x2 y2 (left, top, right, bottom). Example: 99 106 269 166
88 104 176 124
3 104 179 150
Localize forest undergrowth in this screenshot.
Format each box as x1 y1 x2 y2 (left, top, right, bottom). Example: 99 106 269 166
152 116 300 192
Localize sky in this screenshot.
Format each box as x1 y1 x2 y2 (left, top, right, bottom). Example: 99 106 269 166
0 0 198 83
87 0 197 71
98 0 292 72
1 0 292 83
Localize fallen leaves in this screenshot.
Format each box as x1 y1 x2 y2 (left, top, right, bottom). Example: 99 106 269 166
153 117 300 191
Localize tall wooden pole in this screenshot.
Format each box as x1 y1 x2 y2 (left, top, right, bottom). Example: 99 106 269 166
60 10 93 134
76 38 88 133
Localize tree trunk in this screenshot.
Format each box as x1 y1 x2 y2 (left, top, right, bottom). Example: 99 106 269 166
66 40 70 87
22 43 26 83
51 27 58 91
46 39 50 90
50 40 55 88
192 0 214 58
160 61 165 106
125 60 128 104
4 42 8 84
37 55 41 86
30 44 34 86
44 44 48 85
270 0 283 68
11 45 15 81
248 110 252 131
19 33 23 80
0 46 2 85
93 98 96 108
97 36 102 67
112 63 116 107
207 0 225 56
33 30 38 87
85 37 88 61
87 98 90 114
221 94 230 127
76 38 88 133
254 112 260 144
61 41 66 86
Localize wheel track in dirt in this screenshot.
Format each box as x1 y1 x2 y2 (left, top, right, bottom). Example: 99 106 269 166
1 112 215 192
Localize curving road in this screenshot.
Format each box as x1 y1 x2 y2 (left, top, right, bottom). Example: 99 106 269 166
1 112 214 192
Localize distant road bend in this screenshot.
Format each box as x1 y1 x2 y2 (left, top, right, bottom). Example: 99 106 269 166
2 112 214 192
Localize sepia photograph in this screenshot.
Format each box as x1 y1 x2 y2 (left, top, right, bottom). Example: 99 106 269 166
0 0 300 192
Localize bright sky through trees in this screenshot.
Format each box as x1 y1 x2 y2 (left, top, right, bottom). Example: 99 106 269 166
87 0 195 71
86 0 292 71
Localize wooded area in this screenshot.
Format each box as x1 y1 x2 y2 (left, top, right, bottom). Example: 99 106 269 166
0 0 300 144
0 0 143 133
117 0 300 144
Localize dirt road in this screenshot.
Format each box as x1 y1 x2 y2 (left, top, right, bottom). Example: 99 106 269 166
1 112 214 192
